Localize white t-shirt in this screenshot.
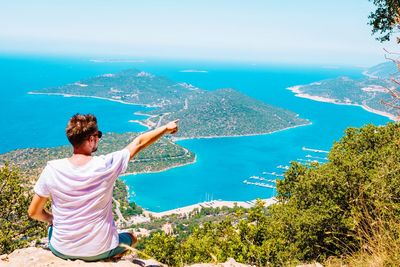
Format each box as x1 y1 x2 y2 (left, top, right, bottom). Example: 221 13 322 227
34 148 131 257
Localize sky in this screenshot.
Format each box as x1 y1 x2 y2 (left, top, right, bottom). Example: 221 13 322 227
0 0 399 66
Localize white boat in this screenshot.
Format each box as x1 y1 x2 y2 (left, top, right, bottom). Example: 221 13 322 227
243 180 276 189
277 165 289 170
302 146 329 153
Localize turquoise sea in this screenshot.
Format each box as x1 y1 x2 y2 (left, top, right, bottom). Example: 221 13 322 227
0 54 389 212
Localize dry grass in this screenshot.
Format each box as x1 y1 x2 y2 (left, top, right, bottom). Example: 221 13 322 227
325 213 400 267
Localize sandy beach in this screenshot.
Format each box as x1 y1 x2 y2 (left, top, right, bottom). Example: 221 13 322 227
142 197 277 218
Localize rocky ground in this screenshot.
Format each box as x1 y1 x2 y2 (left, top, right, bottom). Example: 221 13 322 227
0 247 253 267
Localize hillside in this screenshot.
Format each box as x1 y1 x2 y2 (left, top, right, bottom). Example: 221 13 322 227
145 88 307 139
363 61 399 79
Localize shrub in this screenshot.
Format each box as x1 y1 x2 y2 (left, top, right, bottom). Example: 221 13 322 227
0 164 46 254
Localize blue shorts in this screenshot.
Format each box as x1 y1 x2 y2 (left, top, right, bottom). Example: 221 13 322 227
48 226 133 262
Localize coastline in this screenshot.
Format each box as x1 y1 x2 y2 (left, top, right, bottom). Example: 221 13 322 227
128 119 152 129
286 86 397 121
142 197 277 218
121 154 197 176
172 122 312 142
28 91 160 108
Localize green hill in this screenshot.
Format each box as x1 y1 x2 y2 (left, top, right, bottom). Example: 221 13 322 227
32 69 310 138
288 62 400 120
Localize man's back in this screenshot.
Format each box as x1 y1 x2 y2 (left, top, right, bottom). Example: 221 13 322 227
34 149 130 256
28 113 178 261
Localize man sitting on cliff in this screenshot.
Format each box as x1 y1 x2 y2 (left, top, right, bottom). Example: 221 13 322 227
28 113 178 261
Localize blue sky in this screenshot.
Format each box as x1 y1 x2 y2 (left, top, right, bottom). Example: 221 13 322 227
0 0 398 66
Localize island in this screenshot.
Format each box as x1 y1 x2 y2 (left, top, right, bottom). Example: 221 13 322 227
287 62 399 120
31 69 310 138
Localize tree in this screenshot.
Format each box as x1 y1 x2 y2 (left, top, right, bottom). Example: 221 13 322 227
369 1 400 118
0 165 46 254
369 0 400 42
142 232 180 266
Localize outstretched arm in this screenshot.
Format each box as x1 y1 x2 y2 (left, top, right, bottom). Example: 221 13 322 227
126 120 179 160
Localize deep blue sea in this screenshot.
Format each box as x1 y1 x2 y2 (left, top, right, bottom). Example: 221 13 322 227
0 54 389 212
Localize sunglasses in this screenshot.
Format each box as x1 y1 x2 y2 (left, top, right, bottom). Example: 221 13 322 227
93 130 103 139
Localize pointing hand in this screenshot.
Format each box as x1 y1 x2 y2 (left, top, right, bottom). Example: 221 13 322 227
165 119 179 134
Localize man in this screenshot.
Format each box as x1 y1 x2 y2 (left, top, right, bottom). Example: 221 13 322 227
28 113 178 261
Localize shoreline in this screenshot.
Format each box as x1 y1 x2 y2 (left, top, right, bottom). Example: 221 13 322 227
142 197 277 218
121 154 197 176
286 86 397 121
172 122 312 142
28 92 160 108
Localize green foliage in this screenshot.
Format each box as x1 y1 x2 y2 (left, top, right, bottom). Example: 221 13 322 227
124 202 143 217
0 165 46 254
368 0 400 42
139 123 400 266
142 232 180 266
113 179 142 218
270 123 400 262
134 206 245 237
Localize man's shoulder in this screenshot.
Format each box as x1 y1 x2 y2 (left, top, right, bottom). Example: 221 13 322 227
97 148 130 160
46 158 69 170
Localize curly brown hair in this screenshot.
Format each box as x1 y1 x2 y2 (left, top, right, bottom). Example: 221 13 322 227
66 114 98 147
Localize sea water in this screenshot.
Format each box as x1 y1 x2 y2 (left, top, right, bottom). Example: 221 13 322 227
0 54 389 211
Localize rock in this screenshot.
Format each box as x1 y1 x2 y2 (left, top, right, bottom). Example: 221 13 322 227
0 247 143 267
131 258 164 267
0 248 252 267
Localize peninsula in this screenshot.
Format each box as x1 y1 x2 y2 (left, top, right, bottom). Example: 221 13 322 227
31 69 310 138
287 62 399 120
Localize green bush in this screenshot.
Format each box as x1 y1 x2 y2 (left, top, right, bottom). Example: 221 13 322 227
0 165 46 254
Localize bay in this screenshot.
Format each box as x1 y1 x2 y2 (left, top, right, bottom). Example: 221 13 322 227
0 54 389 211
